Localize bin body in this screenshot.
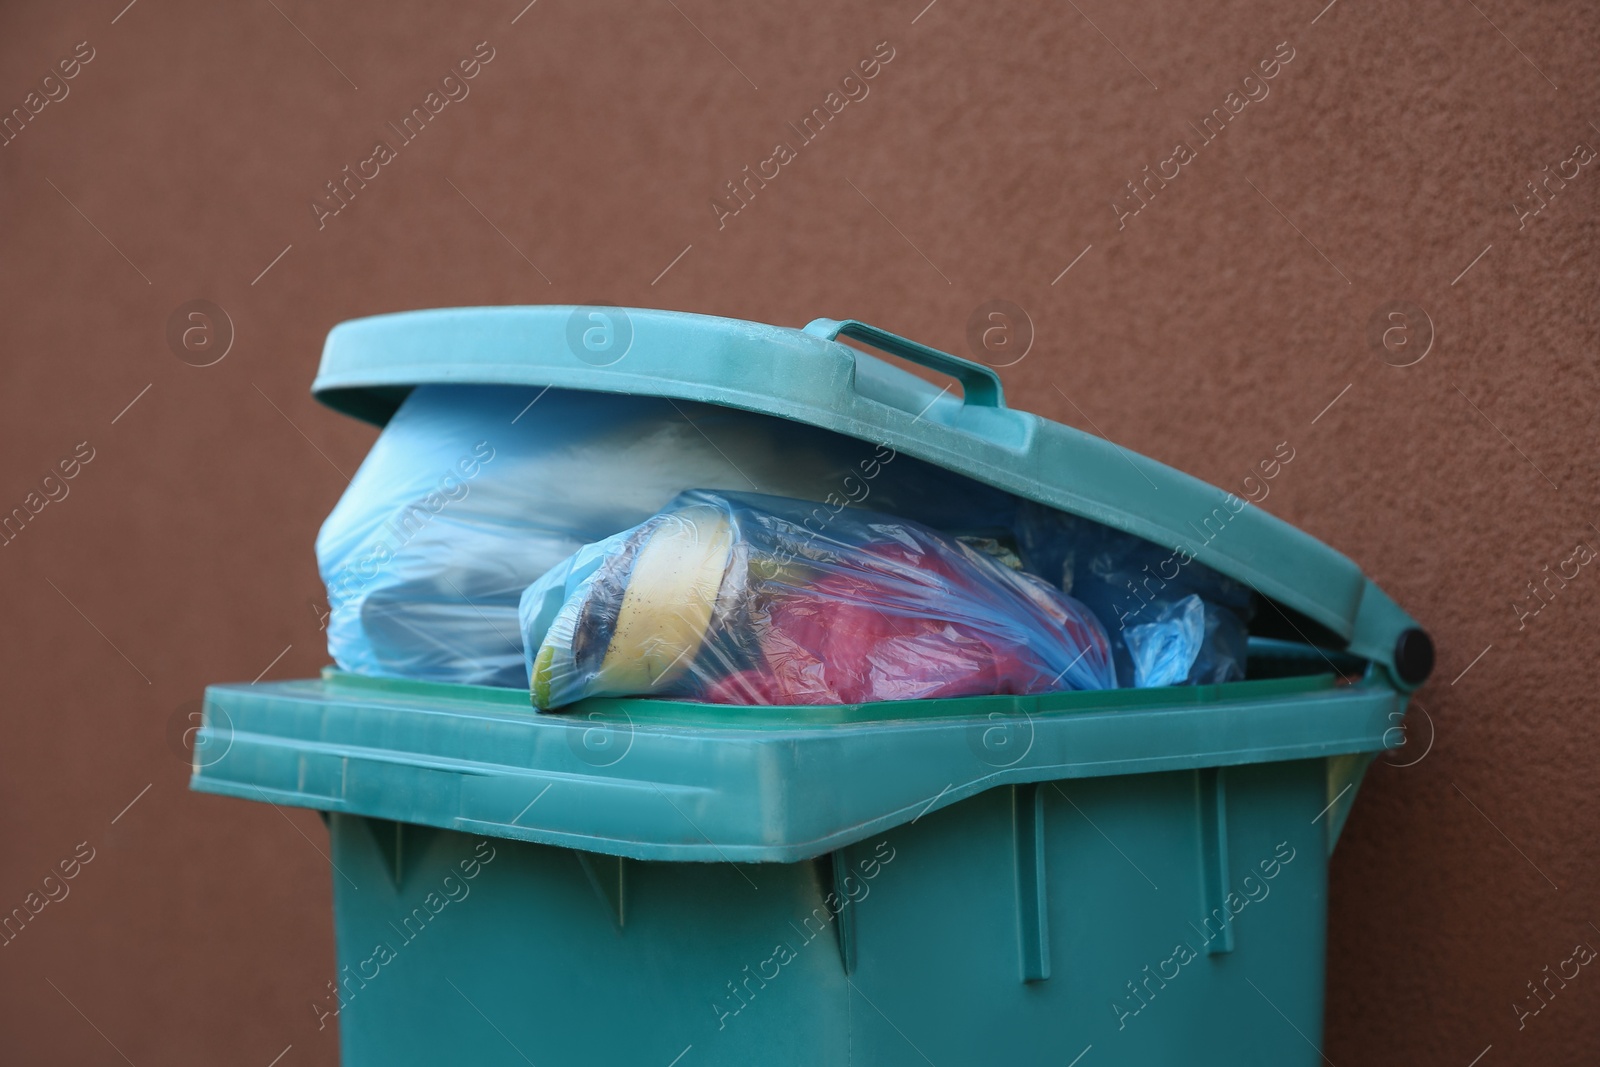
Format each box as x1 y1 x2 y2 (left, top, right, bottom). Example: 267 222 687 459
324 759 1328 1066
200 667 1384 1064
194 306 1428 1065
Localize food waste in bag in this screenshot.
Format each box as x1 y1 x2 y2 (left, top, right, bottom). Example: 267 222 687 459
519 490 1117 710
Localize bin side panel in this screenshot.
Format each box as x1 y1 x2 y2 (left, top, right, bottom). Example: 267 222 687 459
325 759 1330 1065
845 761 1329 1066
327 814 851 1066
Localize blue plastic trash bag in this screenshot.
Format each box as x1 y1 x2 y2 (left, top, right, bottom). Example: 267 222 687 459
1015 503 1253 687
317 385 1015 687
520 490 1117 710
1125 594 1206 688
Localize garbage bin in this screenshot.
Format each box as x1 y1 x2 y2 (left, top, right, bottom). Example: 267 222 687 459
193 307 1432 1066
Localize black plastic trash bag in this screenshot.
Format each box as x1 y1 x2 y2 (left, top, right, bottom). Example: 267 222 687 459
1016 504 1253 687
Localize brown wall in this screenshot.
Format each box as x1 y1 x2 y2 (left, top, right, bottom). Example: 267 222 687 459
2 0 1596 1063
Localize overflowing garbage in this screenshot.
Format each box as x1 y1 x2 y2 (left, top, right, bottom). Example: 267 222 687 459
519 490 1117 709
317 385 1255 708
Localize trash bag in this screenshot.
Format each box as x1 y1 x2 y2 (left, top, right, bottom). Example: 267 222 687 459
1015 503 1253 687
519 490 1117 709
317 384 1017 687
1125 593 1206 688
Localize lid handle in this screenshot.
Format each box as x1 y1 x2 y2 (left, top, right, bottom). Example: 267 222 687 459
804 318 1006 409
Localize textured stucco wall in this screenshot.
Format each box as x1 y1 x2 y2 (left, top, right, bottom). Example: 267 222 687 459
1 1 1595 1063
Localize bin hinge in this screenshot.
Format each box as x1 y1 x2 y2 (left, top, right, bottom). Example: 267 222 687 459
1349 580 1434 692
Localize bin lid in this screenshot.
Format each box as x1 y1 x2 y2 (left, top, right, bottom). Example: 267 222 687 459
310 306 1430 687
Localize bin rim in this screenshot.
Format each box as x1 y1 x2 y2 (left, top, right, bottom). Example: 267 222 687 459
191 666 1402 862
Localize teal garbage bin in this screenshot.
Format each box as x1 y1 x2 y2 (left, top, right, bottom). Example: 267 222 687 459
193 307 1431 1066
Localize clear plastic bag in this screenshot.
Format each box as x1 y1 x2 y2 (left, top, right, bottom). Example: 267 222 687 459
1015 503 1253 687
316 385 1017 687
519 490 1117 709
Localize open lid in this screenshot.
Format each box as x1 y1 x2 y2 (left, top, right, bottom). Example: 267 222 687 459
311 306 1432 690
